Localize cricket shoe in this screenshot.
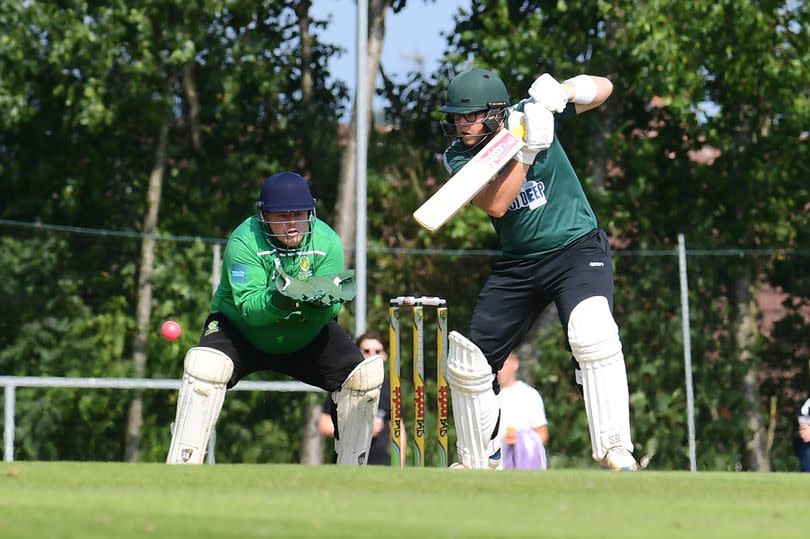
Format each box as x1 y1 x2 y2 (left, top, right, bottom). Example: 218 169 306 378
601 447 639 471
449 444 503 470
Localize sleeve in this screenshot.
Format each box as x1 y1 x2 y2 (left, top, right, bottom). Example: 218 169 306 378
224 236 294 326
528 389 548 428
442 145 472 177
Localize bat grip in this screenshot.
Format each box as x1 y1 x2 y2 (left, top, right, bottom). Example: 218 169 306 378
510 124 525 140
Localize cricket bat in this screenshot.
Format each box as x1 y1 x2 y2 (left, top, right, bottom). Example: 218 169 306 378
413 124 525 232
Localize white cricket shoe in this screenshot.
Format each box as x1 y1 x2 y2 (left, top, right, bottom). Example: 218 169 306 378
601 448 639 471
449 445 503 470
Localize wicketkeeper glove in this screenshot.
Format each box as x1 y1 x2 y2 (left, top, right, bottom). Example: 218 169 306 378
308 270 357 307
274 267 325 304
528 73 569 114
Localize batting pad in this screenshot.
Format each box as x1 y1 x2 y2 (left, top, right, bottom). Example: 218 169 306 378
567 296 633 460
334 355 384 465
444 332 500 469
167 347 234 464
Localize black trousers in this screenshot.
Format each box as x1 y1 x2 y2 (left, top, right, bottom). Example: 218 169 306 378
469 228 615 374
197 313 365 392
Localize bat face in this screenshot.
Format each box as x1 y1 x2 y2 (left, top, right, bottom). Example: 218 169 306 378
413 125 525 232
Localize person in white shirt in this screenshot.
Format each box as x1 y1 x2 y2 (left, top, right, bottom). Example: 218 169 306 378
496 352 549 469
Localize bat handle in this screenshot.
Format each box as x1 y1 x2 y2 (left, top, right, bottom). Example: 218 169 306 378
510 123 525 141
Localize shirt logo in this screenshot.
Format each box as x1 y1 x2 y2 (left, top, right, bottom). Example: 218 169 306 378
589 262 605 267
298 256 313 279
508 180 547 212
231 263 247 283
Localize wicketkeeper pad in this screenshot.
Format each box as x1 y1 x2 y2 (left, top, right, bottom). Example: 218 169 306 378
167 347 233 464
334 355 384 465
567 296 634 461
444 332 501 469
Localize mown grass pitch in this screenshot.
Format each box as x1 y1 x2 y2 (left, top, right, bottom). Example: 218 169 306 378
1 462 807 538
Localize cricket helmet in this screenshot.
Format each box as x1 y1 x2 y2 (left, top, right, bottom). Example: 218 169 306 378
256 172 316 251
440 68 510 114
257 171 315 213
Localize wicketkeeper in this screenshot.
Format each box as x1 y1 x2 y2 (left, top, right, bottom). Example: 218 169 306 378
438 68 638 470
167 171 382 465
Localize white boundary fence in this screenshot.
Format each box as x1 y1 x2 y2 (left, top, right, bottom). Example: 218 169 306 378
0 376 323 463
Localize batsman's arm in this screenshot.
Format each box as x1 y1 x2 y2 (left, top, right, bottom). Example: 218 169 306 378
471 160 532 218
562 75 613 114
472 105 550 217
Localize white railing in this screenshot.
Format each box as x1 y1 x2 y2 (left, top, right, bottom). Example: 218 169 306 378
0 376 323 463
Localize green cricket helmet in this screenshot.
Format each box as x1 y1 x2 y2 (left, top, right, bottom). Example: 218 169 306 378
440 68 510 114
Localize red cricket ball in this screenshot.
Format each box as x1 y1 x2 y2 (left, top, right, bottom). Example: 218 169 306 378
161 320 182 341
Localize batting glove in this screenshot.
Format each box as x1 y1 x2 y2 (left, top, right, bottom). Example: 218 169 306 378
528 73 569 114
506 105 552 164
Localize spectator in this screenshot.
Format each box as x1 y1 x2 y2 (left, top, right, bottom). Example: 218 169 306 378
794 396 810 472
496 352 549 470
319 331 405 466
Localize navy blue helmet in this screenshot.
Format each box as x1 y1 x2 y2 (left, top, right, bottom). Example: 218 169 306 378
257 172 315 213
256 172 316 251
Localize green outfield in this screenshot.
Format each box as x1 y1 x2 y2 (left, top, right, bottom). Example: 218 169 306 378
0 462 807 538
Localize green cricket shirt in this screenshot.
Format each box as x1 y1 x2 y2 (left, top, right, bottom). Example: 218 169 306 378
210 216 343 354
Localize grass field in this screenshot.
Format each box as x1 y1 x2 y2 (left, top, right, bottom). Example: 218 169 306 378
1 462 808 538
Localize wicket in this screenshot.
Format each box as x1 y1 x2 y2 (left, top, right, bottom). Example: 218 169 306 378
388 296 449 467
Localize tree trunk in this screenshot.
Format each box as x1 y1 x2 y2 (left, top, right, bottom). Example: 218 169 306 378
333 0 391 265
299 396 325 464
734 273 770 471
182 63 201 151
296 0 315 176
125 109 171 462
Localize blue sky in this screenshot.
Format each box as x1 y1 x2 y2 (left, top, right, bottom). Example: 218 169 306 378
311 0 469 92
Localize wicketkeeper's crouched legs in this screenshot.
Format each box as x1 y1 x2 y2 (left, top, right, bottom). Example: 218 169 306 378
333 355 384 465
444 332 502 469
167 347 234 464
568 296 637 470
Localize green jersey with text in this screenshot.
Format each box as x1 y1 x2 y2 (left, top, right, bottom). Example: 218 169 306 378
210 216 344 354
442 102 597 259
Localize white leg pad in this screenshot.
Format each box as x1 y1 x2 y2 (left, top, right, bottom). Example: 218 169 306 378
334 355 384 465
444 332 501 469
568 296 633 461
167 347 234 464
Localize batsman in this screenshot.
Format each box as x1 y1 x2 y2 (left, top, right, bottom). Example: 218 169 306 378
167 172 382 465
437 68 638 470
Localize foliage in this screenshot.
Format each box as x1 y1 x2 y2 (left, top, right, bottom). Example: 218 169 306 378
1 0 809 471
